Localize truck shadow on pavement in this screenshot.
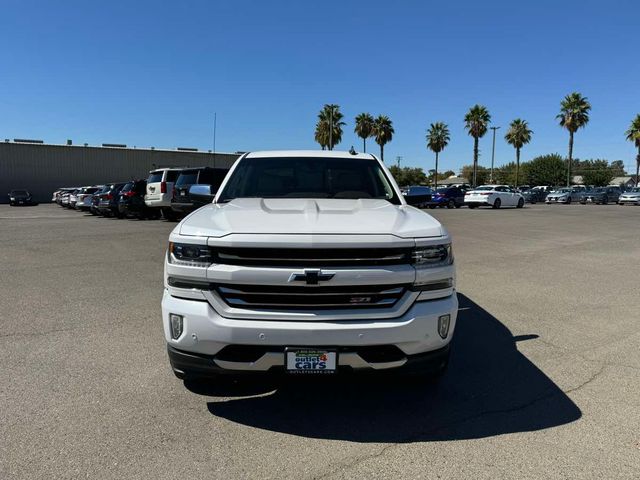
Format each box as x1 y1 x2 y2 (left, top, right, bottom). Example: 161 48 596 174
190 293 581 442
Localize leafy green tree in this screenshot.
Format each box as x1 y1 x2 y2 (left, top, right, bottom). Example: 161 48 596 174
504 119 533 189
496 161 530 186
314 104 345 150
625 114 640 186
525 154 566 186
579 160 615 186
464 105 491 187
388 165 427 186
354 113 374 153
609 160 626 177
372 115 394 162
557 92 591 186
461 165 489 186
442 170 455 178
426 122 450 191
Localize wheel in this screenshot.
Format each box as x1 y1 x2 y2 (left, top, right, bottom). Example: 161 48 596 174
162 208 177 221
601 196 608 205
454 203 462 209
516 198 524 208
492 198 501 209
428 204 437 209
566 197 572 204
447 199 455 209
468 204 477 209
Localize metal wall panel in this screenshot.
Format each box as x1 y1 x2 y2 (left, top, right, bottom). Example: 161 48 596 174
0 143 240 203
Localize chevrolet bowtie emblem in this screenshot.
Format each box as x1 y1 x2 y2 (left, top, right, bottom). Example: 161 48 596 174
289 269 335 285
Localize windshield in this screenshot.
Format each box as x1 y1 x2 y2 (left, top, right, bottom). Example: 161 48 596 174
475 186 495 191
218 157 401 204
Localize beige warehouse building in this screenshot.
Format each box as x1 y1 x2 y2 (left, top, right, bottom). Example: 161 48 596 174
0 140 240 203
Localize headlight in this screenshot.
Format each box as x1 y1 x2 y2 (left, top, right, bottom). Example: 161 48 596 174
168 242 213 267
411 244 453 268
10 197 15 201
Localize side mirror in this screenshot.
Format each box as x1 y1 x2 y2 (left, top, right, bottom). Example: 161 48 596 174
188 184 216 205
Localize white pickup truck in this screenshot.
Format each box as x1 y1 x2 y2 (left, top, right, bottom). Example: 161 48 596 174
162 150 458 381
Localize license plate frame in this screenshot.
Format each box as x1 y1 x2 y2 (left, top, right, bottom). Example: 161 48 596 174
285 348 337 374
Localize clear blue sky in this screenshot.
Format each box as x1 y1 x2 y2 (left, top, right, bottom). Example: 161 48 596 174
2 0 639 174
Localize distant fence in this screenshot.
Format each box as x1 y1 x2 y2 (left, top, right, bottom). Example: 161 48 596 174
0 142 240 203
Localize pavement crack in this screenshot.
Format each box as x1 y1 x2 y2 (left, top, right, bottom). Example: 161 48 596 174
563 363 606 394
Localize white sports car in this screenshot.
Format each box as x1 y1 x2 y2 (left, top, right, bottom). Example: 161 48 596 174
464 185 525 209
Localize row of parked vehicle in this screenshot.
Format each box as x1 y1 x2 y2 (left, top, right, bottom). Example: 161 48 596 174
51 166 229 219
401 184 640 209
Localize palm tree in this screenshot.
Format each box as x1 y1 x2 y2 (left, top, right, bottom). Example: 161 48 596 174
314 119 329 150
354 113 374 152
626 114 640 187
557 92 591 186
464 105 491 187
426 122 450 191
504 119 533 189
372 115 394 162
314 104 345 150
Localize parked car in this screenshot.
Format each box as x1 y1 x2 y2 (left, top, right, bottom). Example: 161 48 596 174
171 167 228 215
8 189 34 206
518 187 542 204
118 180 160 219
75 186 104 211
68 188 83 209
579 186 621 205
96 182 127 217
545 186 585 204
145 167 184 220
163 150 457 381
428 187 465 208
618 186 640 205
465 185 525 209
401 186 432 208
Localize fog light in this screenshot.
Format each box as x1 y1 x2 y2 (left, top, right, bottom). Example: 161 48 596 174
169 314 184 340
438 314 451 339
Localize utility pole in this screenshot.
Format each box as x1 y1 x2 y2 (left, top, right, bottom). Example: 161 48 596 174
396 156 402 168
490 126 500 183
213 112 217 168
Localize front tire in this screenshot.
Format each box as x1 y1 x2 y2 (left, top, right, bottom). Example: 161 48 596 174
566 197 572 204
517 198 524 208
447 199 455 209
492 198 501 209
468 204 477 209
601 196 608 205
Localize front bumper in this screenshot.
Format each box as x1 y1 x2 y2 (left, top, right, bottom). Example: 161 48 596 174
619 197 640 205
161 289 458 373
546 197 569 203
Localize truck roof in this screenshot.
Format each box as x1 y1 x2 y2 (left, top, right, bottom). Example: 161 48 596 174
244 150 377 160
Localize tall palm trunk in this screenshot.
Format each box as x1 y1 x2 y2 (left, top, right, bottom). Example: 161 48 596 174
434 151 439 191
380 144 384 162
515 147 520 189
472 137 479 187
636 147 640 187
567 131 574 186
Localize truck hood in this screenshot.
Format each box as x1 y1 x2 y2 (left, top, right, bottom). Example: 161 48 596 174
178 198 444 238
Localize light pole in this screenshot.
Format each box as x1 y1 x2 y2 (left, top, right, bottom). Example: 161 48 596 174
490 126 500 183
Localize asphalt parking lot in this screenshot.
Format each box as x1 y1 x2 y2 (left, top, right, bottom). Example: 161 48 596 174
1 203 639 479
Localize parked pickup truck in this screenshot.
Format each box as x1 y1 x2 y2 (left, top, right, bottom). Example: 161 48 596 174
162 150 458 382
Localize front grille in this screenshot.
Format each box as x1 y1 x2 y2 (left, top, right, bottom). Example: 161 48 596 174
216 283 408 310
213 247 412 267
